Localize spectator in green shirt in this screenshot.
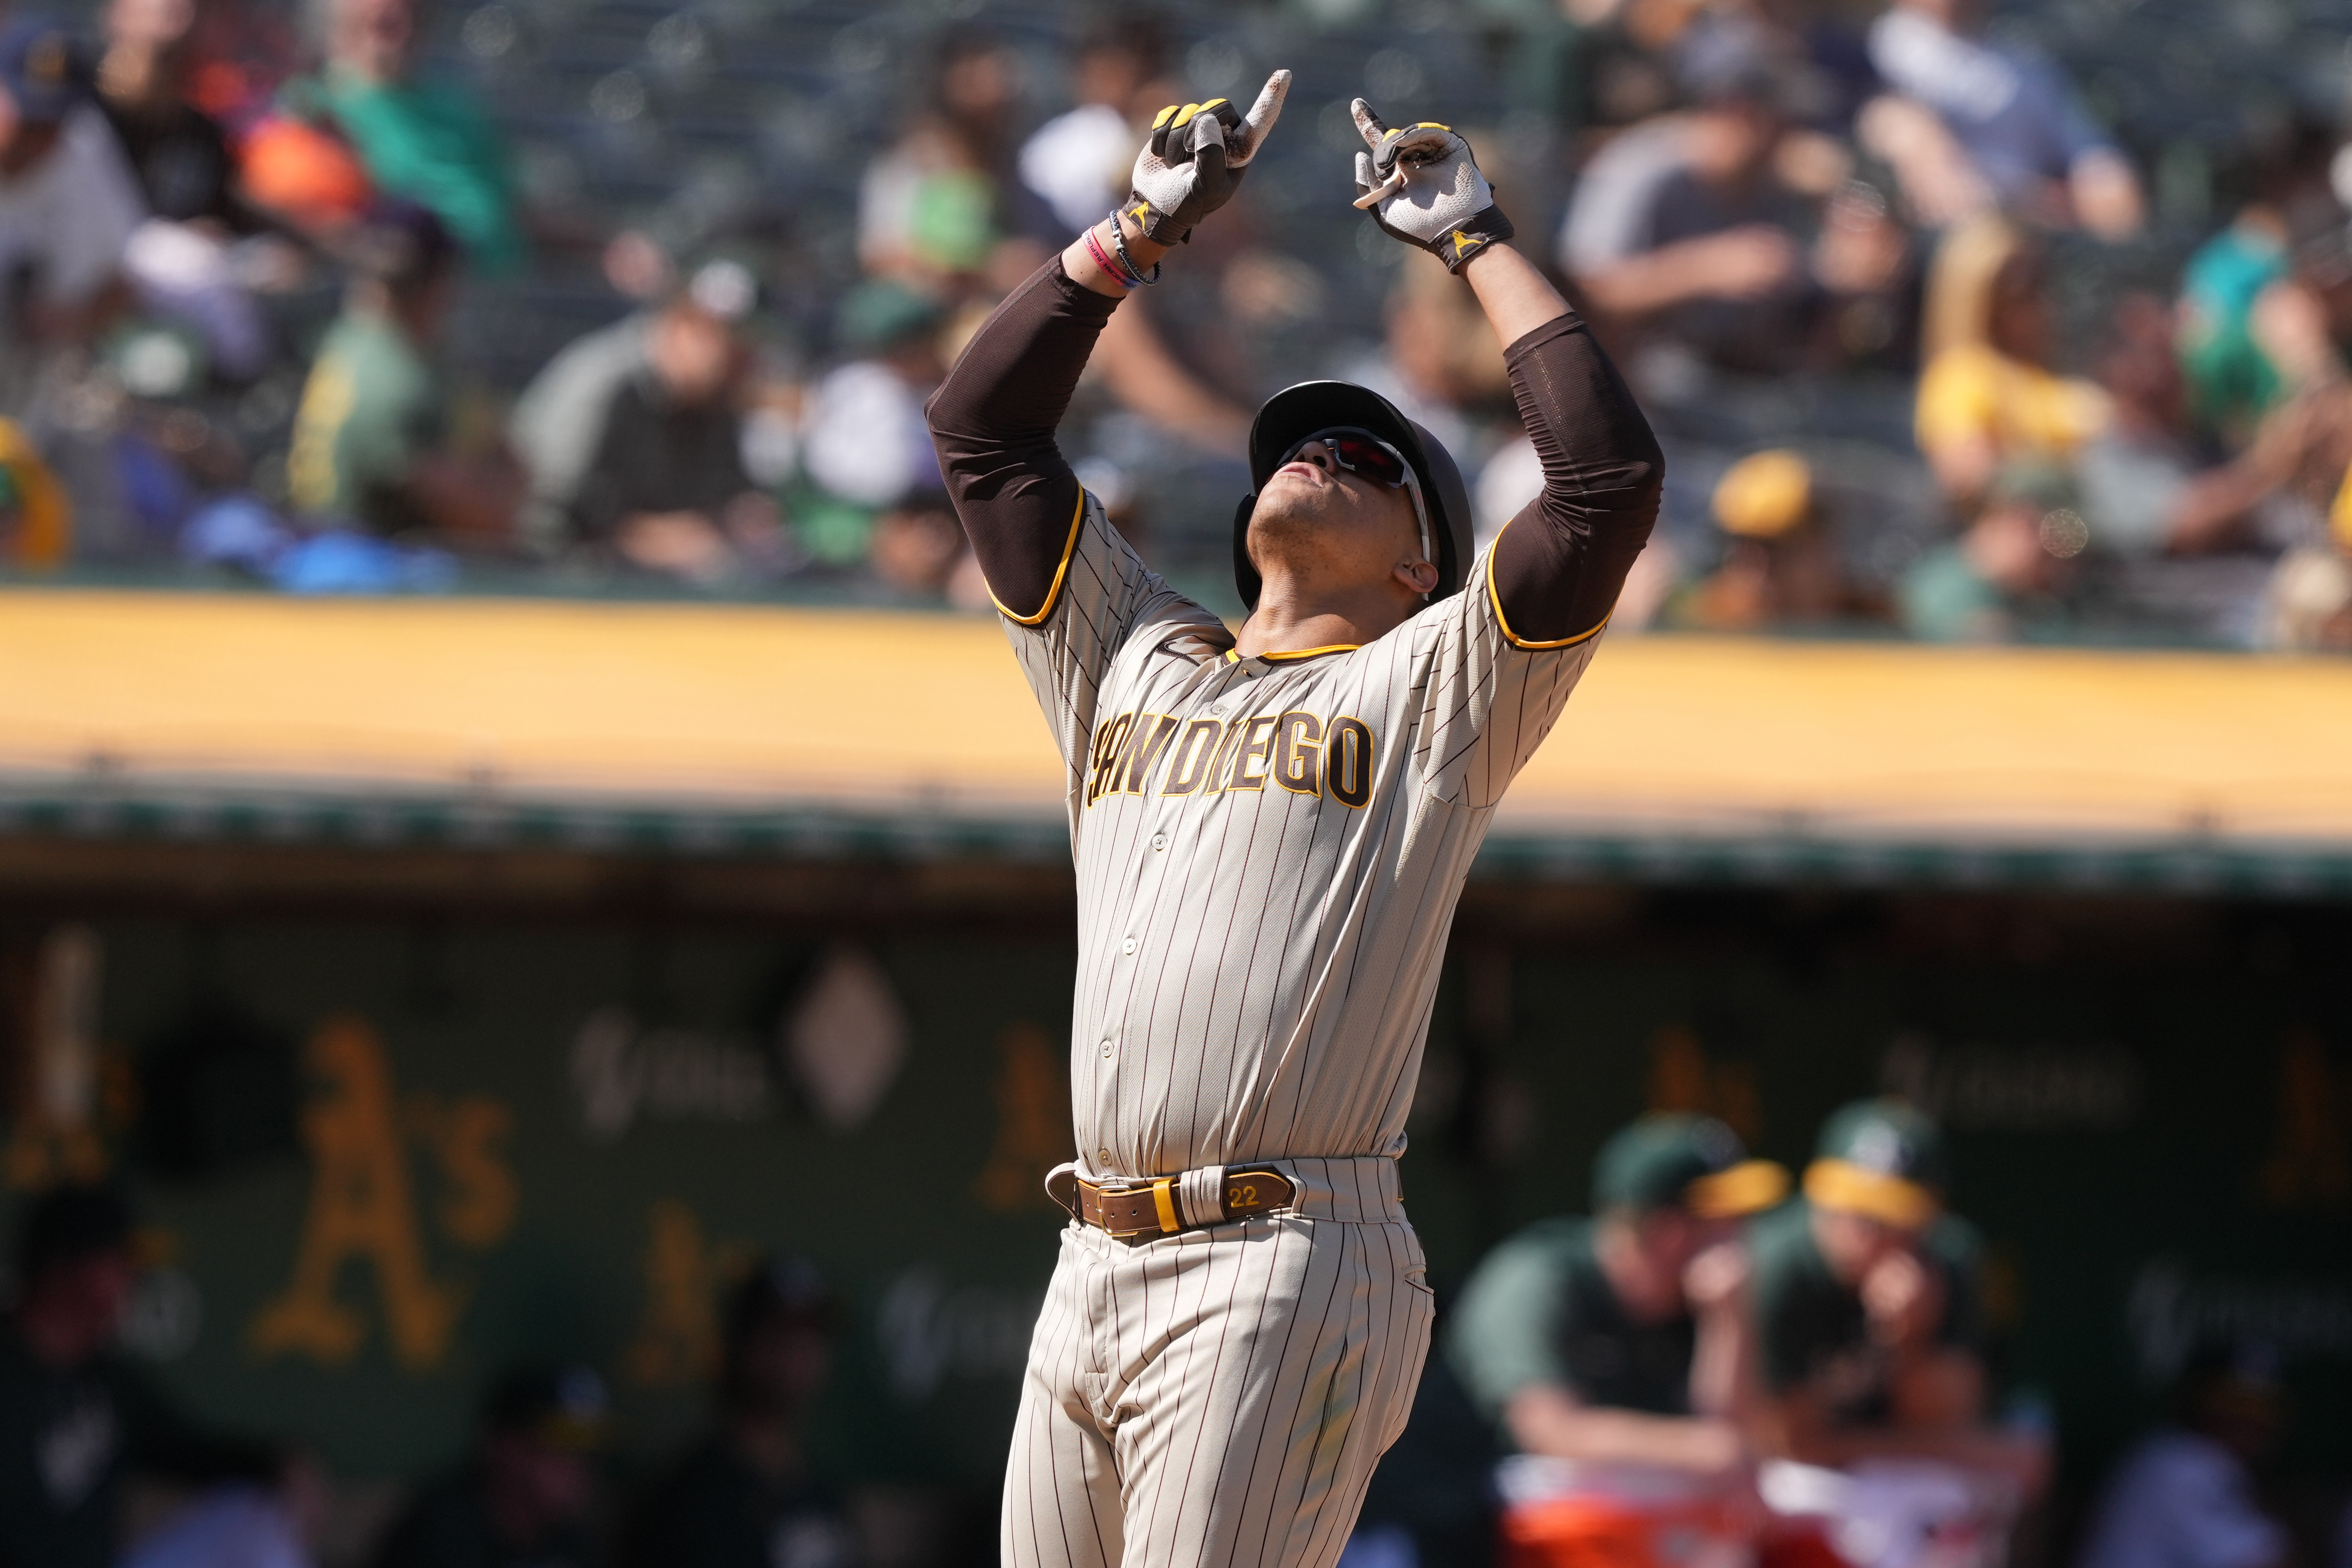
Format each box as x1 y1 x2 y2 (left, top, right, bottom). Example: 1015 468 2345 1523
286 0 523 275
1746 1099 2046 1491
1449 1113 1789 1476
286 201 518 539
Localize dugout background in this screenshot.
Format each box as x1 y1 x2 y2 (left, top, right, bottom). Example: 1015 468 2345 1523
2 846 2347 1555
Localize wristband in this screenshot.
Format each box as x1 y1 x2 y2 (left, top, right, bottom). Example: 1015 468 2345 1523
1436 205 1516 274
1083 222 1141 290
1107 211 1162 286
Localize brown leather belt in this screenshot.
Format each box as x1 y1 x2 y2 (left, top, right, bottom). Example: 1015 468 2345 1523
1051 1165 1296 1243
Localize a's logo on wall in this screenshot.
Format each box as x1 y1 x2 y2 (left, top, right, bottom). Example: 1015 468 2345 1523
248 1017 516 1371
973 1023 1069 1212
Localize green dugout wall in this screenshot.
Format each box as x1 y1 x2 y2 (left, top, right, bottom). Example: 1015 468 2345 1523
0 845 2346 1509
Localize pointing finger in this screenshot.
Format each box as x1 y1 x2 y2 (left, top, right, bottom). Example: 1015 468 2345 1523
1234 69 1291 161
1350 97 1389 152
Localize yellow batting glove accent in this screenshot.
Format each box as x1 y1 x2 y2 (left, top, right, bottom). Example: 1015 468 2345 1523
1198 98 1230 113
1152 105 1179 130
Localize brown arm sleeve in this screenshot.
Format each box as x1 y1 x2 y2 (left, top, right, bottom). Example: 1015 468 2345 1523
924 257 1122 620
1487 312 1665 645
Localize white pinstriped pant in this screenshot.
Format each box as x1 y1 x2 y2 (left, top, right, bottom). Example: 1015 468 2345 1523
1002 1161 1434 1568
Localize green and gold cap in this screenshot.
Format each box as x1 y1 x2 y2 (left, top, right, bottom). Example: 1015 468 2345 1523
1593 1113 1790 1219
1803 1098 1948 1231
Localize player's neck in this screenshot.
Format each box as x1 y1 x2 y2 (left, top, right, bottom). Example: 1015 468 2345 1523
1235 578 1415 657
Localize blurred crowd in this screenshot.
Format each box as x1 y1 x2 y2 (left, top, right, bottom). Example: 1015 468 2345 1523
7 1102 2332 1568
4 0 2352 639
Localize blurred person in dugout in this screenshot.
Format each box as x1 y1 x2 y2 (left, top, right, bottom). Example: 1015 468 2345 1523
1744 1100 2048 1566
1914 218 2108 511
623 1258 858 1568
280 0 523 275
1557 32 1913 380
286 201 521 542
1447 1115 1790 1568
373 1366 609 1568
1680 449 1880 631
0 17 143 386
2075 1346 2290 1568
0 1183 310 1568
524 259 788 584
1857 0 2141 239
97 0 286 381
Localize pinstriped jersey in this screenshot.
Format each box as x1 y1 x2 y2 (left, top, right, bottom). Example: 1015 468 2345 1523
1006 491 1603 1179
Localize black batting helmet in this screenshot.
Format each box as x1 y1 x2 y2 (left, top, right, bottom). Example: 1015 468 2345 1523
1234 381 1476 612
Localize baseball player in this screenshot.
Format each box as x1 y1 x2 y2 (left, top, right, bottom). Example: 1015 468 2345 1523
925 73 1663 1568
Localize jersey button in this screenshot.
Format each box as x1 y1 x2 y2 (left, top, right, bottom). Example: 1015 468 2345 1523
1100 1039 1114 1057
1121 936 1137 955
1150 834 1167 851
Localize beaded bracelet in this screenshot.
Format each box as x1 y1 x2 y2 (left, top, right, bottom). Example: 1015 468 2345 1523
1082 222 1142 290
1108 212 1163 286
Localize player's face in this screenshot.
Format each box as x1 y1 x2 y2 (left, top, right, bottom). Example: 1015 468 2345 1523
1250 433 1435 604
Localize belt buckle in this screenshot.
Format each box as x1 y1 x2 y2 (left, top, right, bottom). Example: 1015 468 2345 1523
1096 1176 1182 1240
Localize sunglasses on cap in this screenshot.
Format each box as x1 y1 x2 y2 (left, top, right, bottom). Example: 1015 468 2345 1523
1278 427 1434 593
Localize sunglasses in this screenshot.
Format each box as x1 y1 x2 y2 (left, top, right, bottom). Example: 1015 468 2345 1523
1279 427 1434 588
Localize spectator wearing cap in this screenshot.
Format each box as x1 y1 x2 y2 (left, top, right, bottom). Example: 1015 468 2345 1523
2076 1347 2290 1568
1449 1114 1789 1476
282 0 522 275
1861 0 2142 240
1683 449 1878 631
550 261 783 583
0 17 144 364
1744 1100 2046 1491
1559 38 1911 379
373 1365 610 1568
622 1258 856 1568
0 1183 289 1568
285 201 520 540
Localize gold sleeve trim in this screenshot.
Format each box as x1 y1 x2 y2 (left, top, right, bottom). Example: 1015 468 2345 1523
991 487 1089 627
1484 520 1612 650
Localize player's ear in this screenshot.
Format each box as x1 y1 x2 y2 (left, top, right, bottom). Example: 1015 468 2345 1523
1396 558 1439 596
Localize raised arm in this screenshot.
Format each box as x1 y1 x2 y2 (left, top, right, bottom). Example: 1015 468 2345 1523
1352 101 1662 647
1468 245 1663 644
927 73 1290 621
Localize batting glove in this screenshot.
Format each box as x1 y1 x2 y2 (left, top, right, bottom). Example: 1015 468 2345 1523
1350 99 1515 273
1123 70 1291 244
